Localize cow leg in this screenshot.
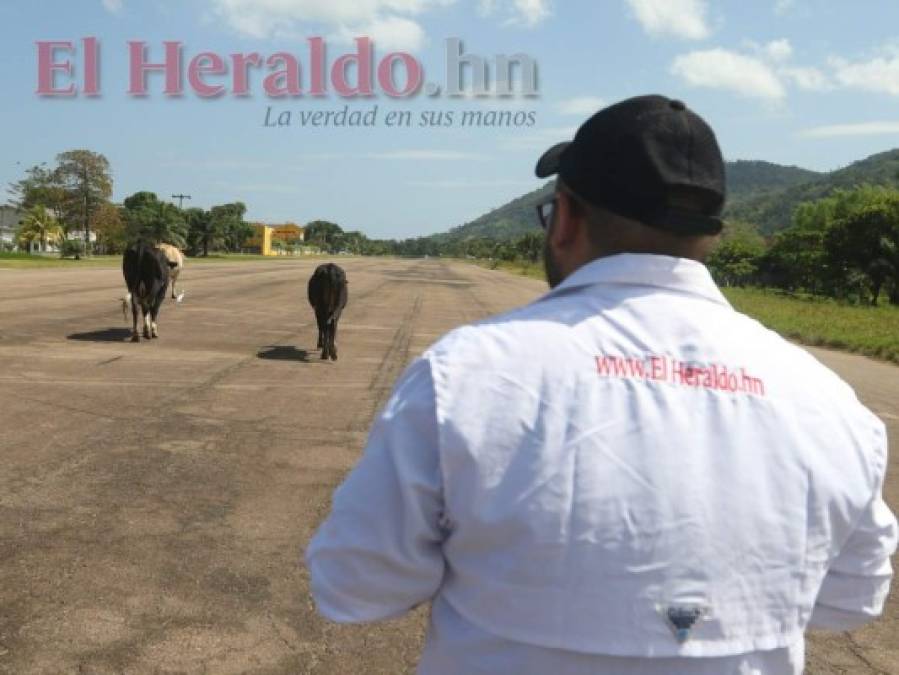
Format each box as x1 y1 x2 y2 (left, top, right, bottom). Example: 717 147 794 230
131 297 140 342
170 268 180 300
320 321 331 360
315 309 328 357
321 331 330 359
329 320 338 361
142 306 152 339
150 304 160 338
151 285 165 337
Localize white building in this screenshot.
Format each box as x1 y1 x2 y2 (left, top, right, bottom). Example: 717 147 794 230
0 205 23 248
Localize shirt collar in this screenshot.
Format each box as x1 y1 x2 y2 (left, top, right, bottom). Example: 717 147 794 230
545 253 731 307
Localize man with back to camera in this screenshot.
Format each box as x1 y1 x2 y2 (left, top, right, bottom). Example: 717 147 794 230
305 95 897 674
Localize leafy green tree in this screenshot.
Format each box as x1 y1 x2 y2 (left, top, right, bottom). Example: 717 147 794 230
340 230 368 255
16 205 63 252
185 207 219 256
707 236 765 287
209 202 249 252
824 202 897 305
760 222 826 292
122 191 187 247
7 163 67 214
91 202 126 254
515 232 543 263
305 220 344 251
54 150 113 253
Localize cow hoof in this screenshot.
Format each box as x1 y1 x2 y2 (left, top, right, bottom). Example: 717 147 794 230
330 353 338 361
131 334 140 343
320 351 329 360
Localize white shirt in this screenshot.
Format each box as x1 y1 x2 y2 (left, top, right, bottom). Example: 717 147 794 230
306 254 897 674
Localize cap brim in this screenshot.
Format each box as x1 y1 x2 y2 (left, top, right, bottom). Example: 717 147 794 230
535 141 571 179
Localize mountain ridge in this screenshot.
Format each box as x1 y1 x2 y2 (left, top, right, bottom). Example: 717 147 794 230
435 150 899 241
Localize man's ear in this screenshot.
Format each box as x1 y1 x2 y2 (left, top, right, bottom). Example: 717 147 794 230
550 190 582 248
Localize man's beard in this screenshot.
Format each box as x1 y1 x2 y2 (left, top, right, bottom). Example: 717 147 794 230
543 232 564 289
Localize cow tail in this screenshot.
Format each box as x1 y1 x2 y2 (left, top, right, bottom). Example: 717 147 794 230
122 292 131 320
327 286 341 325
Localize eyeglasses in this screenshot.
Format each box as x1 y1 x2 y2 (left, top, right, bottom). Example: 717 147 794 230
535 195 557 229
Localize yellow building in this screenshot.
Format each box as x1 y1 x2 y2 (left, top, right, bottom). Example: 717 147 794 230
245 222 306 255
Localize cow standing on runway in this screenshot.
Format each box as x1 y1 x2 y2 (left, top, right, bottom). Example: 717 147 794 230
122 243 170 342
307 263 348 361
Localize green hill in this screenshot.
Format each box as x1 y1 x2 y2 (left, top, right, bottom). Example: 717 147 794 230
441 150 899 240
437 181 555 243
724 160 821 209
725 149 899 233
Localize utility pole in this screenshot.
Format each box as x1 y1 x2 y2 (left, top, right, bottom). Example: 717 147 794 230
172 194 192 209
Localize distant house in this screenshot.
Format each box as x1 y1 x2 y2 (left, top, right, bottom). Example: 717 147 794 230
67 230 98 243
0 205 23 248
244 222 306 255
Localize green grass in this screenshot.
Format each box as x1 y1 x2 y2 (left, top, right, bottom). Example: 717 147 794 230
473 260 899 365
474 259 546 280
0 253 121 268
722 287 899 364
0 252 335 268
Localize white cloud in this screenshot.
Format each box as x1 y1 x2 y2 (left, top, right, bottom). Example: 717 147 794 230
800 121 899 138
208 0 452 49
555 96 605 116
742 38 792 62
102 0 123 13
209 0 548 48
764 38 792 62
625 0 711 40
332 16 426 51
478 0 551 27
830 51 899 96
671 48 786 101
773 0 795 15
781 66 832 91
511 0 552 26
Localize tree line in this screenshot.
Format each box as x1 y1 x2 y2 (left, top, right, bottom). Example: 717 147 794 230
303 219 544 264
360 184 899 307
8 150 250 257
707 185 899 305
9 150 897 307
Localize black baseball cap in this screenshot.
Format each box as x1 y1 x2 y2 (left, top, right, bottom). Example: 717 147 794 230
536 94 726 235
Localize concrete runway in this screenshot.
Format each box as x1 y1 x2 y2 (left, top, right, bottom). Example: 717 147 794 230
0 258 896 674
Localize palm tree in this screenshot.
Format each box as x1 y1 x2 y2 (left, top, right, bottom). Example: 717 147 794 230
16 205 63 252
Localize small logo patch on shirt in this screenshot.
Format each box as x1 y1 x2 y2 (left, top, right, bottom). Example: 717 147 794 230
661 605 707 643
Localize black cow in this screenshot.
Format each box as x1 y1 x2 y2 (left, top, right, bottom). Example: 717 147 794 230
307 263 348 361
122 243 170 342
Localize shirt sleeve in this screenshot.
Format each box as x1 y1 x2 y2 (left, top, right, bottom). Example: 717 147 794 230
809 423 898 631
305 357 446 623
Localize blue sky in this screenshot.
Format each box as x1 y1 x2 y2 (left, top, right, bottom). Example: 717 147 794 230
3 0 899 238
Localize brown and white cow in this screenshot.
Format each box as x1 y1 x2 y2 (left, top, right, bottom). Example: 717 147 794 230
157 242 185 302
